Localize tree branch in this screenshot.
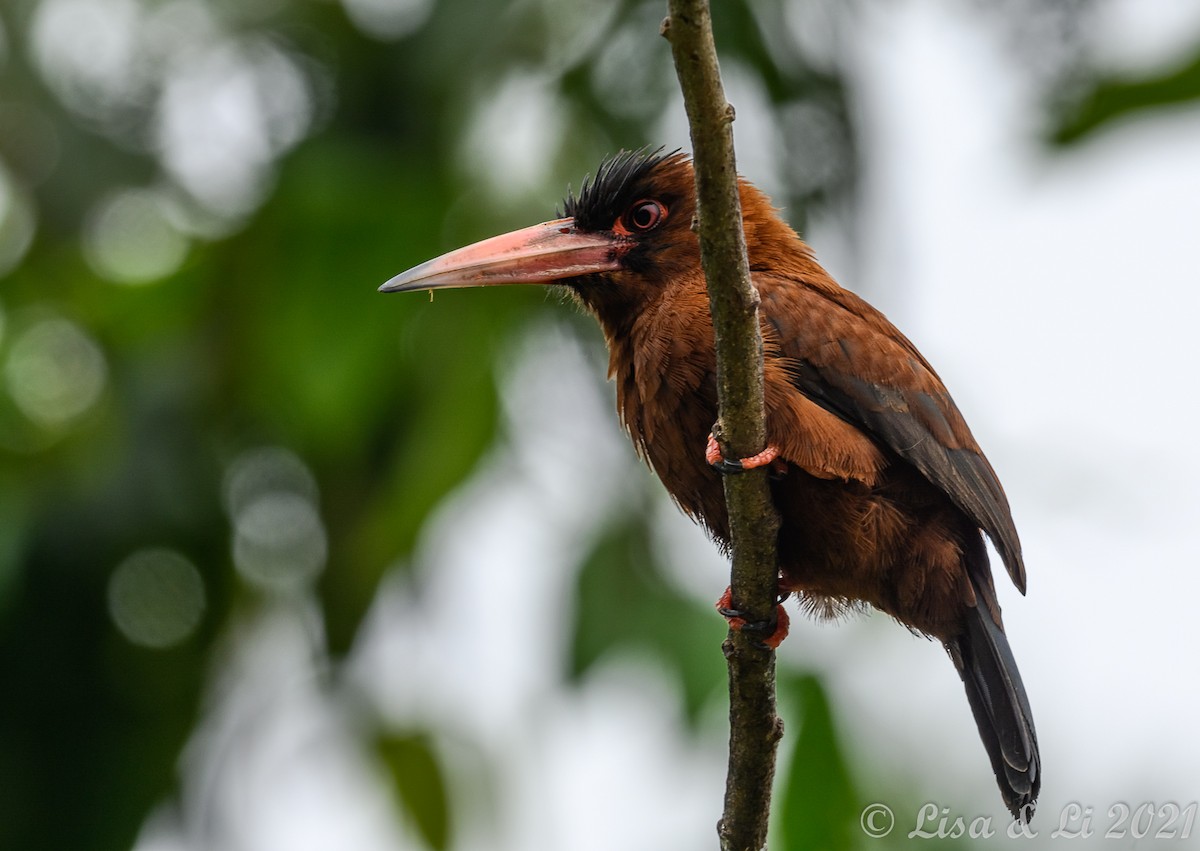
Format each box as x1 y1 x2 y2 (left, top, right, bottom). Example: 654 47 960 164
662 5 783 851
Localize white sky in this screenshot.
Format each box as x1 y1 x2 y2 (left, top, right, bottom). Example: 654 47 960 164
143 1 1200 849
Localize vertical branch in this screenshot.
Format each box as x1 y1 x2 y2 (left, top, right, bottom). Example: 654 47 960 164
662 4 783 851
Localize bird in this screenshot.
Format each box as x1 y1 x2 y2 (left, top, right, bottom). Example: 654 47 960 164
380 149 1039 820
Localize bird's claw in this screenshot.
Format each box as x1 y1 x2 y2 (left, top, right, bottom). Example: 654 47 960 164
705 433 786 477
716 586 791 649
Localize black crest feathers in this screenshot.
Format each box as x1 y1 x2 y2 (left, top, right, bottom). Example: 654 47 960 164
562 148 685 232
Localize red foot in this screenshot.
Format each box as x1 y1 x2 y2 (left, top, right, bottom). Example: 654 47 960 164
716 586 790 649
705 433 785 474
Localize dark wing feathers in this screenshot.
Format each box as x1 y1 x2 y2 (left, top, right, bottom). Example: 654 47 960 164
759 275 1027 593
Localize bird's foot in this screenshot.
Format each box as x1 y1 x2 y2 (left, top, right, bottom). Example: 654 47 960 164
716 586 791 649
705 433 787 476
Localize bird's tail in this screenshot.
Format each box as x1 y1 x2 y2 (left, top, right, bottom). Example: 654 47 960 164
946 572 1041 821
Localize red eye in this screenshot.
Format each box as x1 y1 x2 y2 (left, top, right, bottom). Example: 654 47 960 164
625 199 666 232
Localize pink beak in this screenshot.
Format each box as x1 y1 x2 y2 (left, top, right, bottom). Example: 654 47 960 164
379 218 622 293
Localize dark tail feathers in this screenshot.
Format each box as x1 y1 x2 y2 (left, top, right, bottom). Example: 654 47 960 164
947 584 1040 821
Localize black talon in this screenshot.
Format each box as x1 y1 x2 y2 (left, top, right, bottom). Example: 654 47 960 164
710 458 748 475
708 422 748 475
718 605 779 640
708 454 788 479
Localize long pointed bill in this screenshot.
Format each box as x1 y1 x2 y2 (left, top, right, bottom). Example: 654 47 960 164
379 218 621 293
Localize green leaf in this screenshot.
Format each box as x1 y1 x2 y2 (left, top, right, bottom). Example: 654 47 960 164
568 506 727 724
1052 42 1200 144
376 732 452 851
775 672 859 851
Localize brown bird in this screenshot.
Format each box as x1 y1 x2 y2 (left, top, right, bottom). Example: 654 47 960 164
381 150 1039 819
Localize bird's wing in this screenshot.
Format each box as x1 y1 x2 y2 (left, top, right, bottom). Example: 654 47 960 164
757 273 1026 593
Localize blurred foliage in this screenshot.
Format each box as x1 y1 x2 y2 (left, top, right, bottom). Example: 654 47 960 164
377 732 452 850
775 673 859 850
1052 48 1200 144
569 506 727 724
1 0 1199 849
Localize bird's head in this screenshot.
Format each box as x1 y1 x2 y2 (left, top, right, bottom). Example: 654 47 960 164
380 149 802 328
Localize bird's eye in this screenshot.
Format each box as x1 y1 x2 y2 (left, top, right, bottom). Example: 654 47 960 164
624 200 666 233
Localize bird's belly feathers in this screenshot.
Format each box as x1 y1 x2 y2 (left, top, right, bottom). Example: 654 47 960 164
631 380 973 639
769 465 975 638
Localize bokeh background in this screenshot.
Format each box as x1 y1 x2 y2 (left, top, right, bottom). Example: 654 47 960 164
2 0 1199 849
